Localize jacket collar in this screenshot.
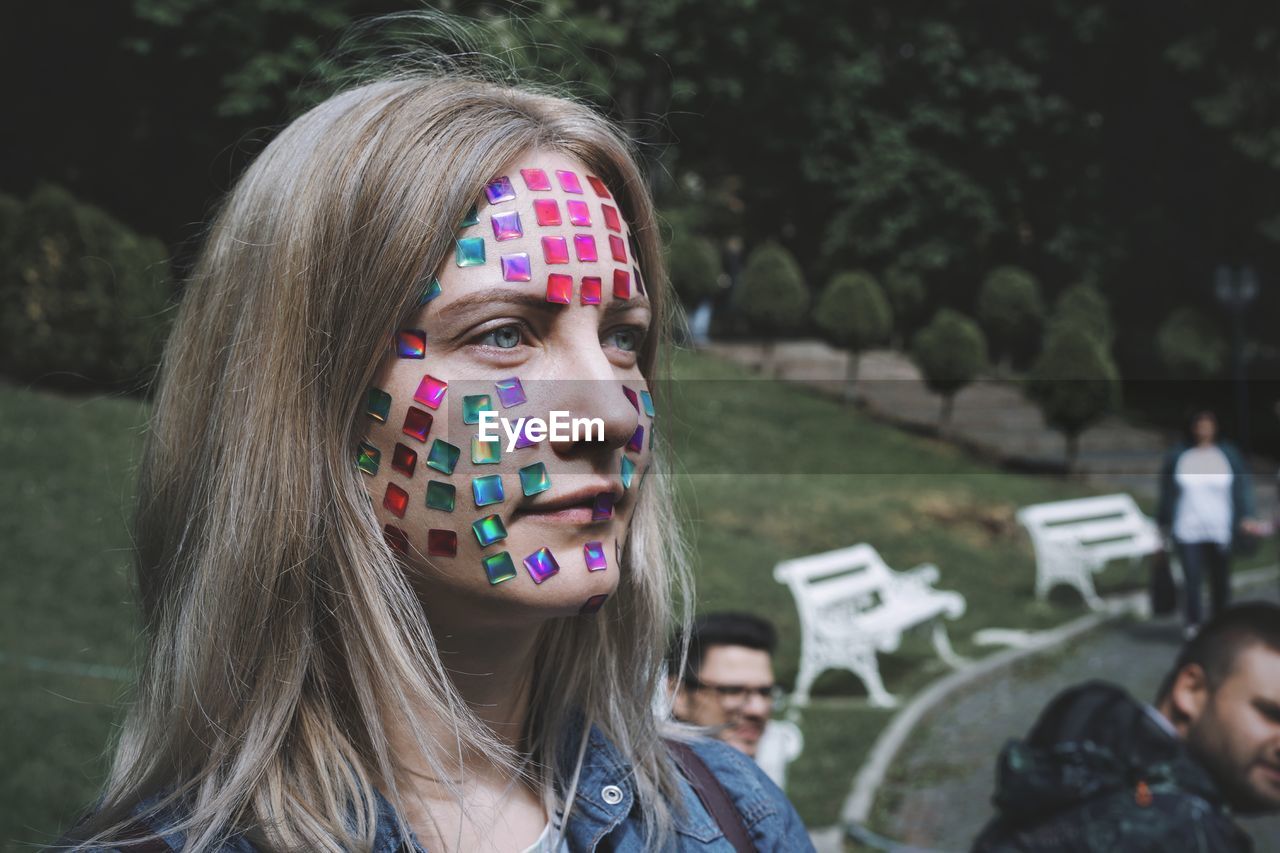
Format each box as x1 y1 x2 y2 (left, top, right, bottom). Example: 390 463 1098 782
369 713 718 851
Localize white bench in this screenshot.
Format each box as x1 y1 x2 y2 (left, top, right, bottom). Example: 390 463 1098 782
754 719 804 792
773 544 967 708
1016 493 1162 610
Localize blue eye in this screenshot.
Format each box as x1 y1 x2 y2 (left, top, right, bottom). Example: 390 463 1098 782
480 325 522 349
607 327 643 352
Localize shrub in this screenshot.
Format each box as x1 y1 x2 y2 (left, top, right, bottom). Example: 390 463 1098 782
883 267 926 345
1027 324 1121 471
911 309 988 430
1050 281 1113 350
1 184 172 390
735 241 809 374
814 270 892 394
976 265 1044 367
1156 307 1227 378
666 233 722 308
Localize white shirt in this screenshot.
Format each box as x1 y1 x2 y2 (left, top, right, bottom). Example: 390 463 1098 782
520 808 569 853
1173 445 1234 545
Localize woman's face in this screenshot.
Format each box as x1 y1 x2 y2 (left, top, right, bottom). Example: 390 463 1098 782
360 150 653 625
1193 414 1218 445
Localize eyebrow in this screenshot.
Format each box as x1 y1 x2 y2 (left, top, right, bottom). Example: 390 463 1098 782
434 286 653 318
1254 697 1280 722
436 287 561 317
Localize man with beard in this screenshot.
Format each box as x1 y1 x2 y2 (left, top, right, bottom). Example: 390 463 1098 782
668 612 779 759
973 602 1280 852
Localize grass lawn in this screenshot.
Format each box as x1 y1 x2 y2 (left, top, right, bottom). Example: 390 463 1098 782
1 349 1163 845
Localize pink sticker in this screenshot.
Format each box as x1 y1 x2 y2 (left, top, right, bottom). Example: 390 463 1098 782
520 168 553 191
542 236 570 265
566 200 591 227
574 234 598 262
580 276 602 305
556 170 583 194
609 234 627 263
546 274 573 304
612 269 630 300
602 205 621 233
533 198 561 227
587 176 612 199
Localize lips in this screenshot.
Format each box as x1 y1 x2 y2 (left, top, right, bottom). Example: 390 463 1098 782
515 481 622 524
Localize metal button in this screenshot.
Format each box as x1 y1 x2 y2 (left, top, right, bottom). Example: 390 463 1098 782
601 785 624 805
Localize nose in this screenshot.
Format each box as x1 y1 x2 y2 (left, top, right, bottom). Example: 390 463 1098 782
741 691 773 720
544 336 640 460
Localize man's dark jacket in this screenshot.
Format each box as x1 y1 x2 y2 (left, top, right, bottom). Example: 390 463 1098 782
971 680 1252 852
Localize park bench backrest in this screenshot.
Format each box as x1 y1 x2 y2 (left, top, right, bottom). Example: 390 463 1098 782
773 543 896 623
1017 493 1159 563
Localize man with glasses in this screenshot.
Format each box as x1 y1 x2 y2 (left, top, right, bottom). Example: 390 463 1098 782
667 612 780 758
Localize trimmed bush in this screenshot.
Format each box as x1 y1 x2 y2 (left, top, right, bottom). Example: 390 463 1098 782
814 270 892 394
735 241 809 374
976 265 1044 366
883 267 926 345
911 309 988 430
1050 281 1113 350
1 184 172 390
666 233 721 308
1027 324 1121 471
1156 307 1227 378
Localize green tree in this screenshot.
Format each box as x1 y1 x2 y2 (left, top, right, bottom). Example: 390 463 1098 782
735 241 809 377
667 233 721 308
911 309 988 432
883 267 926 349
1 185 172 390
813 270 893 399
1156 307 1228 378
977 266 1044 369
1027 324 1121 472
1050 281 1114 350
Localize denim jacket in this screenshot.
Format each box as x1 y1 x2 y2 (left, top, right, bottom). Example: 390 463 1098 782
65 720 813 852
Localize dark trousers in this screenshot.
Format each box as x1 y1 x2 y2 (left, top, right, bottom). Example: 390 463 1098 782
1174 539 1232 626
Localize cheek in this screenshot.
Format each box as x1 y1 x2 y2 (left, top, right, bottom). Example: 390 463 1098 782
355 358 654 616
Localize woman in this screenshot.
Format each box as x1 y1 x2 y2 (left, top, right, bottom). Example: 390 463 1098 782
65 75 809 851
1157 410 1261 638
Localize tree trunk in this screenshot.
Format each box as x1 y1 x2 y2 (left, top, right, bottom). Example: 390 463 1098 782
939 394 955 435
1065 432 1079 474
763 338 777 378
844 350 861 403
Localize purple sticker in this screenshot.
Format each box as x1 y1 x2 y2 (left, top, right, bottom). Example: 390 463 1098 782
495 376 526 408
501 252 532 282
524 546 561 584
592 492 615 521
485 176 516 204
579 593 609 615
584 540 608 572
491 210 523 241
626 425 644 453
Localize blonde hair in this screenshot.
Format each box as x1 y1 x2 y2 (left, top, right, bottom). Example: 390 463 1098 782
73 75 692 851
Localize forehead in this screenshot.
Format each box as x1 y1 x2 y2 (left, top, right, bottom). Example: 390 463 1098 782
1223 643 1280 700
428 149 646 312
700 645 774 681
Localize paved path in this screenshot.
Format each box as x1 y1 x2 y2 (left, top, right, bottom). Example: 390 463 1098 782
871 582 1280 852
706 341 1278 515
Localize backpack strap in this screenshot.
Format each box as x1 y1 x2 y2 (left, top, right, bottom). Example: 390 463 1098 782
666 739 754 853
